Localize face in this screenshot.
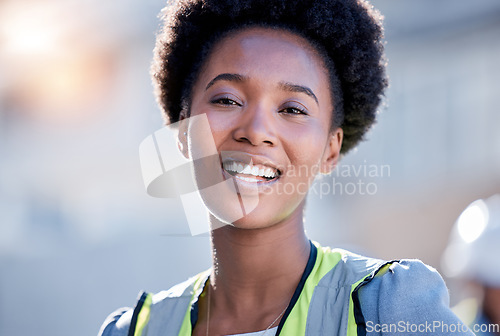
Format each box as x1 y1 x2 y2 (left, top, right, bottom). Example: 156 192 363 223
180 27 342 229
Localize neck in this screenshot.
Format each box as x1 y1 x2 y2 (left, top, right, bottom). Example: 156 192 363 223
207 206 310 314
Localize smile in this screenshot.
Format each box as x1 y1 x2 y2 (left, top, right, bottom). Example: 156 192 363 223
222 161 281 183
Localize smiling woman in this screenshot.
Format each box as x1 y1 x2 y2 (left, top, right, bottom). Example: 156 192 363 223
98 0 474 335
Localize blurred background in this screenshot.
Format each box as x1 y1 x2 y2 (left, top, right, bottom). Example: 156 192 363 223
0 0 499 335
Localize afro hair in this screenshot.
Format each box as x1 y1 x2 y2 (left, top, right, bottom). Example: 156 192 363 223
151 0 388 154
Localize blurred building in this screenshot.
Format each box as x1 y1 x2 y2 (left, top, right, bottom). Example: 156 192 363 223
0 0 499 335
306 0 500 268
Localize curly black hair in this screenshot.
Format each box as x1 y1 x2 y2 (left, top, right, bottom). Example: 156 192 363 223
151 0 387 154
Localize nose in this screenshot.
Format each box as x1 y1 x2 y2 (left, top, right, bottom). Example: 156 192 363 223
232 103 277 146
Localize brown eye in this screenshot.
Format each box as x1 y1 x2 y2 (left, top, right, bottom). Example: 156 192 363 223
280 106 308 115
210 97 241 106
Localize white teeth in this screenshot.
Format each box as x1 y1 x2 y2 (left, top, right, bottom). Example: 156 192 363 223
224 161 278 179
264 168 274 178
241 165 252 174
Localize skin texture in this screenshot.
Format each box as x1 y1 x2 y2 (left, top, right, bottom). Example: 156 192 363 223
180 27 343 335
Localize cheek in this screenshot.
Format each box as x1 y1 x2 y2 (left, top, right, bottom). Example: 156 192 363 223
189 103 232 145
283 128 328 178
206 113 234 136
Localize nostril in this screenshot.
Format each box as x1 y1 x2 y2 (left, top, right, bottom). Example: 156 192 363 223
236 136 250 143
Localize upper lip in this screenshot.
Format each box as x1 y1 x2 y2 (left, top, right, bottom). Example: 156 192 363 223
220 151 284 175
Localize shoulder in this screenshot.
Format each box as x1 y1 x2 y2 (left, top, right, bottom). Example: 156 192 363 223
311 244 473 334
98 272 206 336
312 243 385 287
358 259 449 310
357 259 474 335
98 307 133 336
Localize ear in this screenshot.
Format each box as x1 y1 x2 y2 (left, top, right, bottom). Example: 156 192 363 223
320 128 343 175
177 113 190 159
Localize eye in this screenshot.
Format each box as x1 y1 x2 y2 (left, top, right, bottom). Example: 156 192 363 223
280 103 308 116
210 96 241 106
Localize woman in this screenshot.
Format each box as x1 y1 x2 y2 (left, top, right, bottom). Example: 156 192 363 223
99 0 474 335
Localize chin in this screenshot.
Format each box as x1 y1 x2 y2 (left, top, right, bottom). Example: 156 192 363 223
210 200 299 232
229 213 276 230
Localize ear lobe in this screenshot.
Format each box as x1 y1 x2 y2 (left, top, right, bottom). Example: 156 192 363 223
177 115 190 159
320 128 343 175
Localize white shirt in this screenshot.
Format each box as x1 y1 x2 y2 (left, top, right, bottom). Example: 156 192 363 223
227 326 278 336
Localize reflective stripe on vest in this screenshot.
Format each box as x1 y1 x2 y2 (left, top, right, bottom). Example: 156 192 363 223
130 244 395 335
178 269 211 335
128 292 153 336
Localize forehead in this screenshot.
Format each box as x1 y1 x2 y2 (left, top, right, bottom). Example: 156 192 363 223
216 27 324 65
197 27 331 102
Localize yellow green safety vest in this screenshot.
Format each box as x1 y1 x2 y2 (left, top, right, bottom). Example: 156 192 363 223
125 242 395 336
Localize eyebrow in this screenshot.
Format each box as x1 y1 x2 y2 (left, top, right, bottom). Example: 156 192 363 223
205 73 319 105
278 82 318 105
205 73 246 90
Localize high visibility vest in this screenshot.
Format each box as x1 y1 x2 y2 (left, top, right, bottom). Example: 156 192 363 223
124 242 395 336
